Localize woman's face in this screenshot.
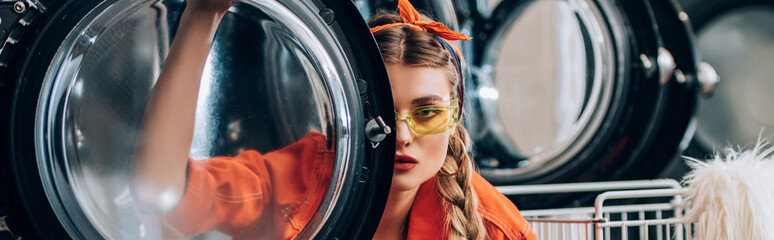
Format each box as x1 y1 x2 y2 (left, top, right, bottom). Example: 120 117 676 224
386 63 453 192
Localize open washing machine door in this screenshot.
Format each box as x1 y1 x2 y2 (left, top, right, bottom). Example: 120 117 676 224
465 0 705 209
0 0 394 239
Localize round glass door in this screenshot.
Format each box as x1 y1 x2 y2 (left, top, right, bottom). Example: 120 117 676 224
3 0 392 239
693 6 774 152
472 0 617 182
468 0 699 202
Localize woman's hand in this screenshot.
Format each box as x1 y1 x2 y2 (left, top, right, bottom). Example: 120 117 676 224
186 0 234 15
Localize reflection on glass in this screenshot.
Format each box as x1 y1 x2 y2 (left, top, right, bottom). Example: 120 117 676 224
493 0 588 156
36 0 348 239
473 0 615 179
695 7 774 149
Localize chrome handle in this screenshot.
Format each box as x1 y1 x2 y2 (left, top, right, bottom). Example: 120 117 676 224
657 47 676 86
366 116 391 147
697 61 719 97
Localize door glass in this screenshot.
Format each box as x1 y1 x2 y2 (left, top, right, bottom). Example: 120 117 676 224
474 0 616 180
695 7 774 150
35 0 356 239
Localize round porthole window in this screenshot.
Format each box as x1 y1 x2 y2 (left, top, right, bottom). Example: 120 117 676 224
468 0 704 208
694 6 774 154
473 0 616 181
2 0 393 239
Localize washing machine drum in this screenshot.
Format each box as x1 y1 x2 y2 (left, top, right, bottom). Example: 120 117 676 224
0 0 394 239
466 0 708 208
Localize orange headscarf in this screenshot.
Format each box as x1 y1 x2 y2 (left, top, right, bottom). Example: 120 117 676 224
369 0 472 42
370 0 470 119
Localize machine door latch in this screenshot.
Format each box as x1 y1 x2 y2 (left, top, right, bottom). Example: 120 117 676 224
366 116 391 148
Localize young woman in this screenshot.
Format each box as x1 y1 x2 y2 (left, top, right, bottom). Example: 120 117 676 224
130 0 536 239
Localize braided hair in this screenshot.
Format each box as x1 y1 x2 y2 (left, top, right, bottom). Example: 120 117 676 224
368 12 487 240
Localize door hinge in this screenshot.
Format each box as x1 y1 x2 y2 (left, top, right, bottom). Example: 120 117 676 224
0 0 46 71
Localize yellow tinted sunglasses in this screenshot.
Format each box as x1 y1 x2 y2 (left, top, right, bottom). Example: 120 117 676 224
395 99 459 135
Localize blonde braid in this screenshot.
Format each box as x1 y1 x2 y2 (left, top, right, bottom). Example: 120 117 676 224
435 126 487 240
368 11 486 240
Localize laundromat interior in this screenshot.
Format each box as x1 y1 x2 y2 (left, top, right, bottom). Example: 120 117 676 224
1 0 772 239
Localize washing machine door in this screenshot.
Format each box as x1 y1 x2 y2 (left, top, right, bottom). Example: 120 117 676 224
676 0 773 159
468 0 701 208
0 0 394 239
645 0 720 179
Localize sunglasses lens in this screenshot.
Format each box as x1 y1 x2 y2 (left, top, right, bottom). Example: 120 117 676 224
411 107 453 134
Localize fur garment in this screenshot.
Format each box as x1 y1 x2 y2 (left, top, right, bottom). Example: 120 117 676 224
682 140 774 240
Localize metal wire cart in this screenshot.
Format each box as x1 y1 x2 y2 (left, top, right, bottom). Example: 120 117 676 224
498 180 694 240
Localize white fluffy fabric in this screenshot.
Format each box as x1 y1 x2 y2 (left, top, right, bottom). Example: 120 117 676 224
682 140 774 240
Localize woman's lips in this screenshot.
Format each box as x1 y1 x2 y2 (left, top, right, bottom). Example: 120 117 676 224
395 154 418 171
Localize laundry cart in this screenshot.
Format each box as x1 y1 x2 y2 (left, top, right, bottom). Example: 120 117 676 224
498 180 695 240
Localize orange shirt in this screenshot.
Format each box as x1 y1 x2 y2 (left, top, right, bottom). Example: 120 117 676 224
409 174 536 239
146 131 536 239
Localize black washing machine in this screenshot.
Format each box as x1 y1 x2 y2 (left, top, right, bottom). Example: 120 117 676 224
456 0 718 209
1 0 395 239
676 0 774 163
